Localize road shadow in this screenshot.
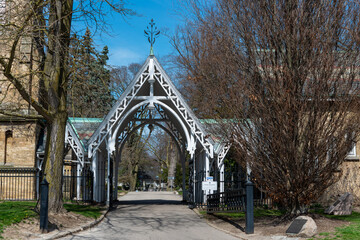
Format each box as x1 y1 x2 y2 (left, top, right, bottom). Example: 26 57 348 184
112 199 185 206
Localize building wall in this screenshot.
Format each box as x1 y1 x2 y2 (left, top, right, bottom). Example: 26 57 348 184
0 5 42 169
0 121 38 167
319 141 360 206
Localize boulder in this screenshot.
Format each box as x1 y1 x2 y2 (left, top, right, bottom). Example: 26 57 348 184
325 192 353 215
286 216 317 238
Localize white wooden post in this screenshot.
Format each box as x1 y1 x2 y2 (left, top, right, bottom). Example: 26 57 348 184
106 136 111 205
76 163 82 200
92 150 98 202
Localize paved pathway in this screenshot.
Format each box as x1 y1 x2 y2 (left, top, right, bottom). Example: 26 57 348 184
62 191 240 240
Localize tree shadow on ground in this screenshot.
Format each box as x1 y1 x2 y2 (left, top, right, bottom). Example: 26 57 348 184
208 213 245 232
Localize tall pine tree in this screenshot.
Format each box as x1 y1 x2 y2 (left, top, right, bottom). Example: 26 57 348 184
68 28 114 118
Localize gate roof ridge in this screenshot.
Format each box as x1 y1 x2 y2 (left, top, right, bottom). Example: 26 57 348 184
85 54 215 158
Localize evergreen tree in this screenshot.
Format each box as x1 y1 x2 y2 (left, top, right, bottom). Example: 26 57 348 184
68 28 114 118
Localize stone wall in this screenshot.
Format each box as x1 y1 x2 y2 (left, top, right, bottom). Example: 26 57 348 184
0 121 39 167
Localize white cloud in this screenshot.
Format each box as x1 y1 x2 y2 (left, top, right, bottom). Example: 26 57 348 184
108 47 146 66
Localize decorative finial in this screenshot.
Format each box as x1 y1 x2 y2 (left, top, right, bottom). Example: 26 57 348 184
144 19 160 56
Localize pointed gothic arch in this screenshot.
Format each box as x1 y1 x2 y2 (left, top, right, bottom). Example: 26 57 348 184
64 54 231 205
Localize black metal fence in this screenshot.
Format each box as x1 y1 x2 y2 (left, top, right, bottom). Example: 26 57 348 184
213 171 273 208
0 168 38 201
206 188 273 213
207 189 246 213
63 168 93 201
216 171 247 191
0 167 93 202
190 170 272 209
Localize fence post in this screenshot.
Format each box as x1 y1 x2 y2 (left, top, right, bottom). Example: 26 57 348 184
245 180 254 234
40 177 49 233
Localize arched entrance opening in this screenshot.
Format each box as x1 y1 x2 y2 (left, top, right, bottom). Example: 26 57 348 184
63 54 231 206
115 122 184 194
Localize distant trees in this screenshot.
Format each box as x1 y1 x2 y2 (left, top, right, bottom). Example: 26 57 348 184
68 28 114 118
174 0 360 215
119 127 152 191
146 128 179 190
110 62 142 99
118 126 182 191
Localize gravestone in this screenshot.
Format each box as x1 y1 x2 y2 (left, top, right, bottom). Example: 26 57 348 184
286 216 317 238
325 192 353 215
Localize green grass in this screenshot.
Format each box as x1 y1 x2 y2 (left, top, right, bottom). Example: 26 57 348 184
198 210 207 216
0 201 37 238
0 201 105 238
117 190 128 193
63 204 105 219
324 212 360 223
204 208 285 219
310 211 360 240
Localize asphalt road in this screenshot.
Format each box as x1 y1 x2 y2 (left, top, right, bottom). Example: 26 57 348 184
61 191 239 240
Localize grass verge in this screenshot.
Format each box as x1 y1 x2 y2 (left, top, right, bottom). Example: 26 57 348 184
63 204 105 219
199 207 285 219
310 211 360 240
0 201 37 238
212 208 284 219
0 201 105 238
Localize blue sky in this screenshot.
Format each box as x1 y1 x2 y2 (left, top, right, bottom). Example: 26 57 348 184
94 0 184 67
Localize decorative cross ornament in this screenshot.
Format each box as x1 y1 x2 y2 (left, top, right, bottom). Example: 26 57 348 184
144 19 160 55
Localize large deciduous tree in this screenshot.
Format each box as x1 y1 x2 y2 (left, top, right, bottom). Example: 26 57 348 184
173 0 360 214
0 0 131 212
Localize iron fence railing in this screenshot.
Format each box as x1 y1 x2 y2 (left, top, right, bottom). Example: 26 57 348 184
0 167 93 202
207 189 246 213
206 188 273 213
63 168 93 201
0 168 38 201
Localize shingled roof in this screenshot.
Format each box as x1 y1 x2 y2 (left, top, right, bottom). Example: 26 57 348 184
68 118 103 149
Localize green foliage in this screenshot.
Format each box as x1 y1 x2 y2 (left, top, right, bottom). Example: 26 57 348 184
223 149 239 172
160 166 168 183
0 201 37 238
63 204 104 219
68 28 114 118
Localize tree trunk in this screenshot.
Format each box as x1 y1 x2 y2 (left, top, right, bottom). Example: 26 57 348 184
40 0 72 213
129 163 139 191
290 198 308 216
44 111 67 212
167 142 177 190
